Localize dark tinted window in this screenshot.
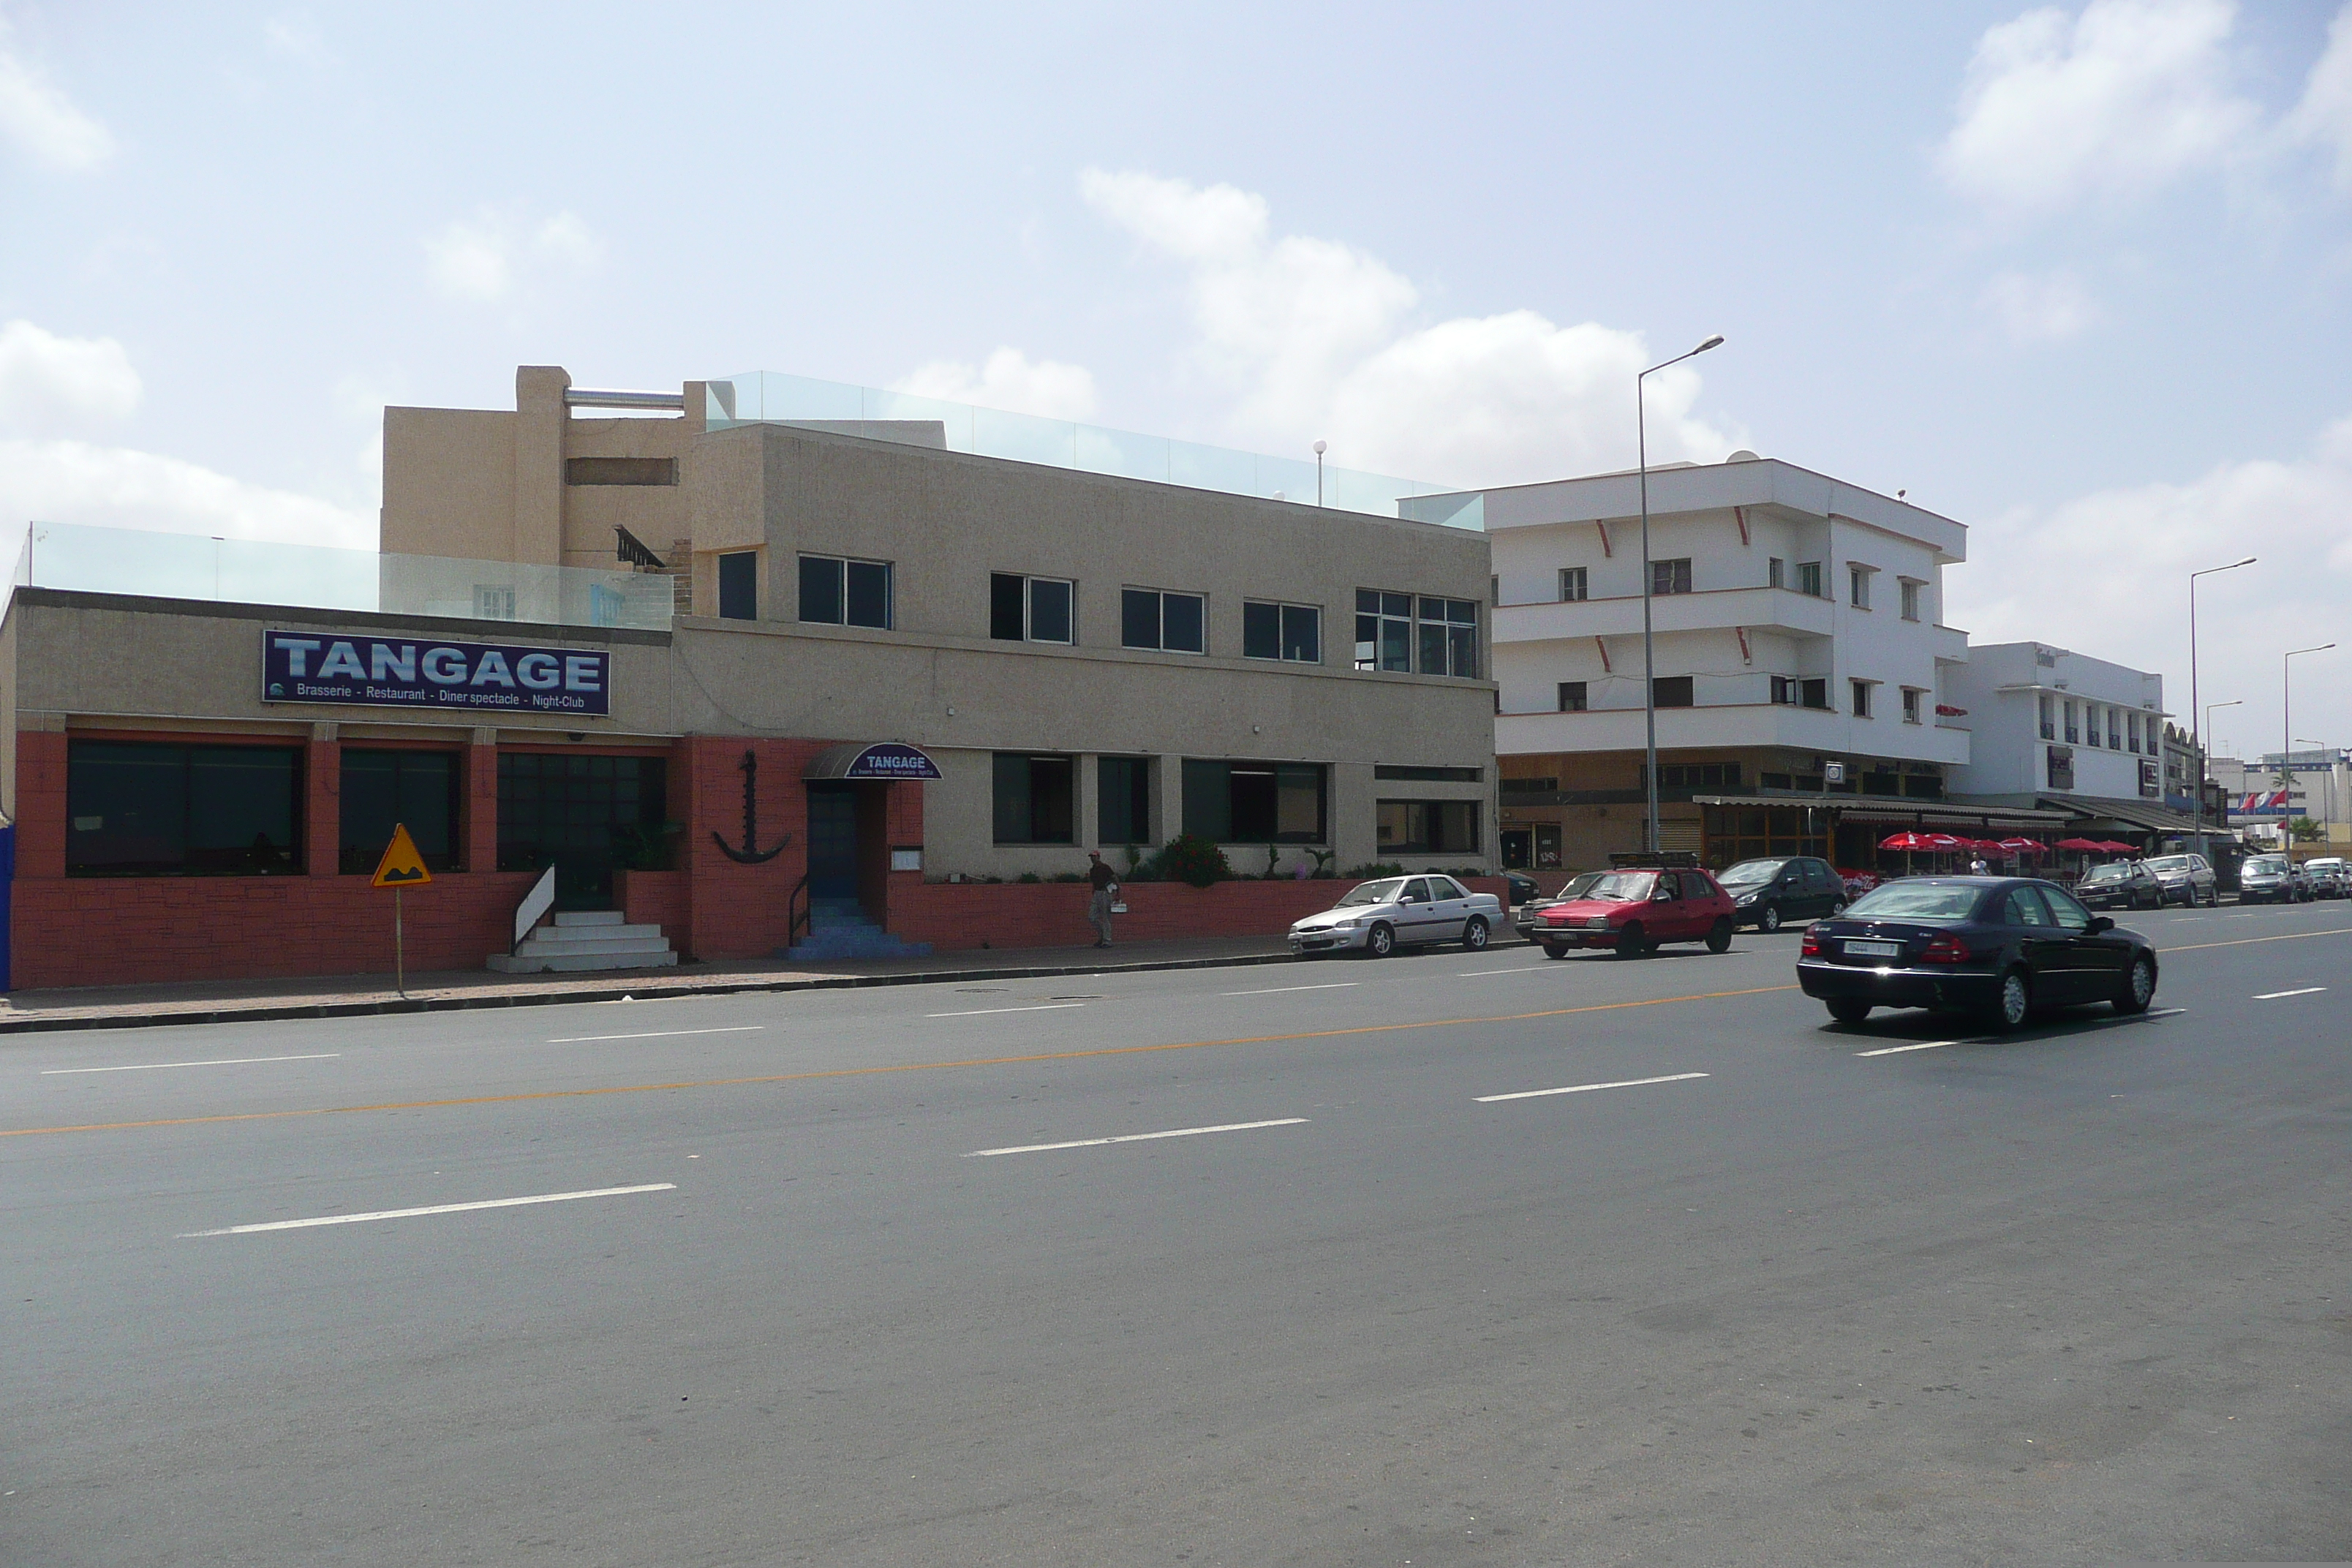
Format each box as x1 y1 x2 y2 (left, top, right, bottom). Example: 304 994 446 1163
799 555 842 623
1163 592 1204 653
717 551 758 620
340 749 459 874
1098 756 1152 844
67 740 301 877
1282 604 1319 662
844 560 892 628
1652 676 1695 708
992 754 1074 843
1242 601 1280 659
990 573 1025 640
1122 589 1161 649
1029 578 1073 643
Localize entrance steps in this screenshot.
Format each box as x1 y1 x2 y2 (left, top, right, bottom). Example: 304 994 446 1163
780 897 932 962
489 909 679 974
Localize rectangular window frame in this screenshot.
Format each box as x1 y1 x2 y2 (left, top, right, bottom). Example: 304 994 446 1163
66 738 305 878
798 553 894 630
1651 557 1694 596
992 753 1076 844
1899 578 1923 622
990 572 1077 644
1849 563 1874 610
1181 759 1328 844
1901 687 1924 725
1558 680 1588 712
1851 679 1875 718
1651 675 1695 709
1375 799 1482 856
1243 600 1322 663
1767 557 1784 590
1121 587 1206 655
716 551 759 621
1795 560 1824 598
339 746 463 875
1096 755 1153 845
1559 566 1588 602
1354 590 1480 679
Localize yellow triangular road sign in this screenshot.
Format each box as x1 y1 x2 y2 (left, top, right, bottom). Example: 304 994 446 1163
372 823 433 888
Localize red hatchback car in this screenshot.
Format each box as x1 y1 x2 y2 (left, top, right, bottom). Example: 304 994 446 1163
1533 865 1738 959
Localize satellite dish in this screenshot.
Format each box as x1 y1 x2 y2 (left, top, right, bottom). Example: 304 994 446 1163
1726 449 1762 463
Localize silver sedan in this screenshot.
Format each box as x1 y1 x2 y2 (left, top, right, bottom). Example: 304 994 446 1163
1288 874 1506 957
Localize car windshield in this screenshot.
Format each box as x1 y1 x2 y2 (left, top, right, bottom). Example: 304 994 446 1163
1540 872 1604 903
1842 882 1984 921
2143 856 2190 872
1717 859 1786 888
1581 872 1657 902
1336 878 1407 907
2081 864 2130 883
2245 856 2287 875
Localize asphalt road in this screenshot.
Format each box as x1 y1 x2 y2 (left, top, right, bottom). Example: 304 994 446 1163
4 900 2348 1567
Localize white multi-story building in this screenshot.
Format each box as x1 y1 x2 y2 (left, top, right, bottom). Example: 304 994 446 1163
1943 643 2167 800
1428 453 2033 871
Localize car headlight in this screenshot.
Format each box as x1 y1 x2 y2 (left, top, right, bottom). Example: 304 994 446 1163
1586 916 1611 929
1331 917 1360 930
1733 892 1757 905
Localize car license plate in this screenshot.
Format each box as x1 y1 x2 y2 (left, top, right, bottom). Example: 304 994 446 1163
1844 939 1901 958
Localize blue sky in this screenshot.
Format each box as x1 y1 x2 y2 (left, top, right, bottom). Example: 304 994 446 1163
3 0 2349 757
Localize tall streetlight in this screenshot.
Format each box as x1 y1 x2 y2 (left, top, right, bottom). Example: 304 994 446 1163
2189 555 2256 842
1637 333 1725 855
2284 643 2336 860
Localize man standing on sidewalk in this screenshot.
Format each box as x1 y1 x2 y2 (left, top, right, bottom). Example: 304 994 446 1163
1087 851 1118 949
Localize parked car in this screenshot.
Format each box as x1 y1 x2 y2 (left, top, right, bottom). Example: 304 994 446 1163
1513 870 1603 943
1715 854 1848 932
1528 864 1738 959
2073 859 2163 911
1288 874 1507 957
1503 870 1540 908
1796 876 2157 1031
2302 856 2348 899
2141 852 2219 907
2236 853 2307 904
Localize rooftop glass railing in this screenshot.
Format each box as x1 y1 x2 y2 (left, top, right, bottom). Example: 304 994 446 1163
7 521 675 631
702 370 1474 525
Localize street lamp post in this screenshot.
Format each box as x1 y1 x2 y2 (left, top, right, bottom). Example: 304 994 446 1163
1637 333 1725 856
2284 643 2336 861
2189 556 2256 843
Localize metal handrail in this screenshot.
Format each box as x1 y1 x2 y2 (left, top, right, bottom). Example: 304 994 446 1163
513 864 556 955
787 872 812 949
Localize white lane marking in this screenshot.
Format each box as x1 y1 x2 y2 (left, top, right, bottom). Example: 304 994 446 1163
181 1182 676 1237
1475 1071 1708 1104
544 1025 766 1043
925 1003 1087 1018
1855 1039 1964 1058
1457 964 1553 976
1220 981 1360 996
965 1118 1308 1158
2253 987 2326 1000
40 1053 340 1076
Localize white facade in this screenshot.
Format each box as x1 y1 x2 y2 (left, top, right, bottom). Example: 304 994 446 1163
1481 454 1970 777
1943 641 2166 802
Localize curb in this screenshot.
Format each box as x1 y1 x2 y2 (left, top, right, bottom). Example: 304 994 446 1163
0 949 1311 1037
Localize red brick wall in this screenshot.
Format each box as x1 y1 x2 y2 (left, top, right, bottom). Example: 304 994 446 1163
615 869 687 937
16 731 66 880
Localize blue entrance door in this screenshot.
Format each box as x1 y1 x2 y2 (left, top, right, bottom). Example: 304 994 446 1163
807 783 859 902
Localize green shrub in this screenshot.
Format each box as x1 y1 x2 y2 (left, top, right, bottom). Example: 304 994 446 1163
1342 860 1405 880
1156 834 1231 889
1017 871 1042 884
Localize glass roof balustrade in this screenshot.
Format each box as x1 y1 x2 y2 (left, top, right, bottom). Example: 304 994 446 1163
702 371 1473 525
8 521 675 631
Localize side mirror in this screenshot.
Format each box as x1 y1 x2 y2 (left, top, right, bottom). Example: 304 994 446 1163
2086 915 2115 935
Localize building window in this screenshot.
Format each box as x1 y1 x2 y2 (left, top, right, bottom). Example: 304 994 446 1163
1901 687 1923 725
1355 591 1479 679
992 753 1075 843
340 749 460 875
2144 711 2160 753
474 585 517 620
1559 566 1588 602
1375 764 1482 782
565 456 676 486
717 551 758 621
991 573 1074 644
2040 694 2056 740
2064 701 2079 744
66 740 302 877
1182 760 1327 843
1768 557 1784 589
1376 800 1481 855
1796 561 1823 598
799 554 893 629
1243 600 1321 663
2108 715 2123 750
1643 762 1743 790
1772 675 1830 709
1849 564 1872 609
1558 680 1588 712
1097 756 1152 845
1851 679 1874 718
1652 675 1695 708
498 753 670 903
2048 746 2076 791
1122 587 1206 654
1651 557 1693 596
1899 579 1923 621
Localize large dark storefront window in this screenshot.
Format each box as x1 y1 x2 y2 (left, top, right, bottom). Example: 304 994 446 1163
1182 761 1327 843
1098 756 1152 845
498 753 670 905
1376 799 1480 855
992 753 1075 844
340 750 460 875
67 740 301 876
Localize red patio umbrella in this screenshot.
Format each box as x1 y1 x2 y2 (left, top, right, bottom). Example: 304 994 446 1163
1879 832 1933 851
1924 833 1965 851
1997 837 2044 854
2054 837 2105 852
2095 840 2139 854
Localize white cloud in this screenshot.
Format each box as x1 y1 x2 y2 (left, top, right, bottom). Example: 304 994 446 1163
1080 168 1733 483
894 347 1099 421
0 15 113 173
1 438 374 551
0 320 141 435
1980 268 2102 342
423 208 603 303
1948 415 2352 747
2288 2 2352 190
1940 0 2258 216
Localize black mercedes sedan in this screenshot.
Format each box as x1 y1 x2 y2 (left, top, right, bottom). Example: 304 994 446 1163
1795 876 2157 1032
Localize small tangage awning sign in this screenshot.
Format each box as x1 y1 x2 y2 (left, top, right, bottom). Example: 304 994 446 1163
263 630 611 715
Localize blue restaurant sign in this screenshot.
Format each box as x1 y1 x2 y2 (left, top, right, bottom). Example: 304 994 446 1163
262 629 612 715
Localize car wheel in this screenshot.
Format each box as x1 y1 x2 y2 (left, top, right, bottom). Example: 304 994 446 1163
1829 899 1847 917
1758 902 1783 933
1705 917 1733 954
2114 952 2156 1015
1460 916 1490 952
1364 921 1395 958
1826 998 1872 1025
1615 923 1648 959
1984 968 2032 1033
1540 942 1568 960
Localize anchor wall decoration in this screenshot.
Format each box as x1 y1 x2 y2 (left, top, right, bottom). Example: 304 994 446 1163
712 748 791 864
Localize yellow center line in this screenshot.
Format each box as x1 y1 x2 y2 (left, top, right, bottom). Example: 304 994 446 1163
0 984 1801 1142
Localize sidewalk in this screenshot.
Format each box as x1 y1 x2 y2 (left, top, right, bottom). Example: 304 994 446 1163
0 935 1309 1036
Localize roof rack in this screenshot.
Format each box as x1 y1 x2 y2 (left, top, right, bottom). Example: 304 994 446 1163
1607 851 1700 869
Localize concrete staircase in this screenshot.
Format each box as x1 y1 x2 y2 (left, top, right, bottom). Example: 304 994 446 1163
780 897 932 963
488 910 679 974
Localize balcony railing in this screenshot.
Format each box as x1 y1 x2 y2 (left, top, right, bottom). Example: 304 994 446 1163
9 521 675 631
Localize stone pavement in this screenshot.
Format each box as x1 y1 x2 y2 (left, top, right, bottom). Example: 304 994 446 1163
0 935 1315 1036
